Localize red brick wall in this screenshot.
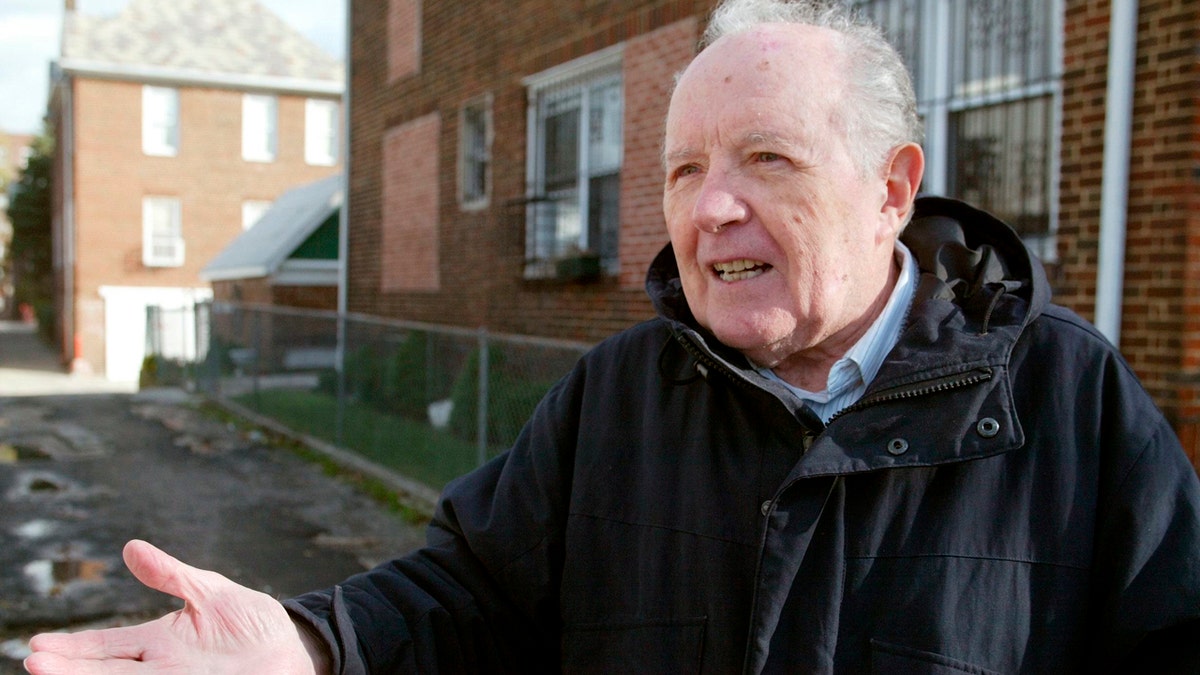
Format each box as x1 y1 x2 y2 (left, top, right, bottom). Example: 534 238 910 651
212 279 337 310
388 0 421 82
1057 0 1200 470
347 0 716 344
64 77 341 373
381 114 441 292
619 18 699 291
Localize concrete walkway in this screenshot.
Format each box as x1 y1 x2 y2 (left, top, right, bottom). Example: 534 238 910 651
0 321 136 397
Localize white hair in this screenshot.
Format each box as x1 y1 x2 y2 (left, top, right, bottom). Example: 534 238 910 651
701 0 923 176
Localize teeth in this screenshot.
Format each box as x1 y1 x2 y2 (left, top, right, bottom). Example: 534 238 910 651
712 259 768 281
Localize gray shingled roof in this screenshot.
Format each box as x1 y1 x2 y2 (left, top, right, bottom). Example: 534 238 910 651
62 0 343 83
201 174 341 282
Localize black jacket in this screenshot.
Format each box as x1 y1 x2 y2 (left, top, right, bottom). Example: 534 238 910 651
288 197 1200 673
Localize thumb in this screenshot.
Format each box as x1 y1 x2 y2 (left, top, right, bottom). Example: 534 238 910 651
123 539 216 603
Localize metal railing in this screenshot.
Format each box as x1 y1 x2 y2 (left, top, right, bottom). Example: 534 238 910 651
144 302 591 492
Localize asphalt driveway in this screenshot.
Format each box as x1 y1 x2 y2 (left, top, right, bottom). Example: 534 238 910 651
0 322 428 672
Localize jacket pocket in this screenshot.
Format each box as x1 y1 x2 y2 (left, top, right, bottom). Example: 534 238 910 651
562 617 706 674
870 639 1002 675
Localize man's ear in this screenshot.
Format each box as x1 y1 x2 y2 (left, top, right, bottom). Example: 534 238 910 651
881 142 925 230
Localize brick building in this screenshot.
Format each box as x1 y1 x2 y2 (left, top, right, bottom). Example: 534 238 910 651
345 0 1198 469
48 0 343 381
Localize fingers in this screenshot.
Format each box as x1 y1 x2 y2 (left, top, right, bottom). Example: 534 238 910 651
122 539 221 604
27 616 169 661
25 649 145 675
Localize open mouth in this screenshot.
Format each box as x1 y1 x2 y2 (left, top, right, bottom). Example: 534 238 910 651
713 259 771 282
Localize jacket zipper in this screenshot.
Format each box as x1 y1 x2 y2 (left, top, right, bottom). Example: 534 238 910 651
827 366 994 423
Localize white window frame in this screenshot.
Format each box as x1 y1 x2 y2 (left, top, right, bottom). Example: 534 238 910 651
305 98 339 166
142 196 184 267
142 86 179 157
522 45 624 279
242 200 272 230
458 95 492 209
242 94 278 162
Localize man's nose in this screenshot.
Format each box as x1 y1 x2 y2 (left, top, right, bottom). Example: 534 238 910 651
692 171 747 234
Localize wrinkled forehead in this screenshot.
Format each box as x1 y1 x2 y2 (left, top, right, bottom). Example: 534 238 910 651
678 23 845 94
665 23 848 149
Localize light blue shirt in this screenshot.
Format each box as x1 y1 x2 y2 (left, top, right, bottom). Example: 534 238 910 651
760 242 917 423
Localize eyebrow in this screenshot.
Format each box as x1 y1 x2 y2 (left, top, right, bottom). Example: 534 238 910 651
662 131 806 166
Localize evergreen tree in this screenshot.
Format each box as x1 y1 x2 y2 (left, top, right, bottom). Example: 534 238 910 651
7 128 55 337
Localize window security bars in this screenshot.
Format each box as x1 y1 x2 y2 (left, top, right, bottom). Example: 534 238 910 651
523 49 623 279
856 0 1063 260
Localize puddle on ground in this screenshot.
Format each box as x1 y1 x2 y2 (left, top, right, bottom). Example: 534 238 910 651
28 477 63 493
6 471 76 500
14 519 57 539
0 638 32 661
0 442 52 463
24 551 109 597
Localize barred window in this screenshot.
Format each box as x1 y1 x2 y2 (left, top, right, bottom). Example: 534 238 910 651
856 0 1063 260
522 46 623 279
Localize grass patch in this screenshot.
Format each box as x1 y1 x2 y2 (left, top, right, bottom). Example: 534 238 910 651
231 389 480 491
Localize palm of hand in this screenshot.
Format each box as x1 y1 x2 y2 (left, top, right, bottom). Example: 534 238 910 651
24 540 319 675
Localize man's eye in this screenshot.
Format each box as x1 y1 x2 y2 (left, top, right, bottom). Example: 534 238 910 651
675 165 700 178
755 152 782 163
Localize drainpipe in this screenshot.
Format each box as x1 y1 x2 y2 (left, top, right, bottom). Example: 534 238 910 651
1094 0 1138 346
336 0 350 321
57 66 78 371
335 0 351 445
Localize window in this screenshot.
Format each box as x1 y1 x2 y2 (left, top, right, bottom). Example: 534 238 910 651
142 86 179 156
523 47 623 278
242 200 272 230
242 94 278 162
143 197 184 267
459 97 491 208
305 99 339 166
856 0 1062 260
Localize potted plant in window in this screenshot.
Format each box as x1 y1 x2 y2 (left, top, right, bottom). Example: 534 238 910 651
554 245 602 281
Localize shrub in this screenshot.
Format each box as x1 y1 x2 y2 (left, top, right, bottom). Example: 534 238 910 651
447 346 556 450
378 331 431 420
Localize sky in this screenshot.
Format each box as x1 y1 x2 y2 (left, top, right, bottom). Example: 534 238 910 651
0 0 346 136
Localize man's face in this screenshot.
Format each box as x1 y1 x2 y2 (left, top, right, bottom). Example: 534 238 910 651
662 23 906 374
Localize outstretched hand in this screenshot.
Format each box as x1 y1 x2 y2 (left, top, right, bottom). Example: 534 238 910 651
24 539 330 674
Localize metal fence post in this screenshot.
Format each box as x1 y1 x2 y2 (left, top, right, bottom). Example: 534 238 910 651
335 309 346 447
476 327 489 467
251 308 261 408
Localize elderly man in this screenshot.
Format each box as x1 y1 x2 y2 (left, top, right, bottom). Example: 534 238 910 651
26 0 1200 673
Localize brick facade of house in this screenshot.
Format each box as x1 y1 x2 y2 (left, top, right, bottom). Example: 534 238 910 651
50 0 344 381
347 0 1199 470
52 78 340 376
346 0 711 344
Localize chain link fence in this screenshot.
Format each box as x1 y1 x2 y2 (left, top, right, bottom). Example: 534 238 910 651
143 302 591 492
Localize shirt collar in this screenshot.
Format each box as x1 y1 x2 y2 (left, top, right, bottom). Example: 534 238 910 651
759 241 917 399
